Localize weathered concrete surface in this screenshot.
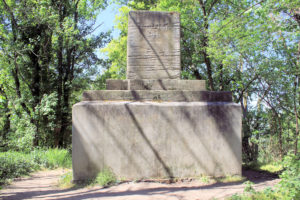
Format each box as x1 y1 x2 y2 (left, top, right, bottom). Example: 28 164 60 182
82 90 232 102
106 79 206 91
127 11 181 79
106 80 128 90
72 101 242 180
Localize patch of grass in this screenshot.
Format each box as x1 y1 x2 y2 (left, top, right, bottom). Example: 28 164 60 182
31 148 72 169
58 171 74 189
243 181 255 193
228 181 271 200
228 188 281 200
43 148 72 169
197 174 245 184
216 175 246 183
243 162 282 174
229 154 300 200
0 148 72 186
198 175 212 184
258 163 282 173
58 168 118 189
95 168 117 187
0 152 38 185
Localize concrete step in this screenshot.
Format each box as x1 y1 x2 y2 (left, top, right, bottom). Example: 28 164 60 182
106 79 206 91
82 90 232 102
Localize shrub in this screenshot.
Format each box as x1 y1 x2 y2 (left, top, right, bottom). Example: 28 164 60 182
229 153 300 200
43 148 72 169
276 153 300 199
0 152 38 185
58 171 74 189
0 148 72 186
95 168 117 187
30 148 71 169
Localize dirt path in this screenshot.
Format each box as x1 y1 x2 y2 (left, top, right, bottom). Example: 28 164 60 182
1 169 280 200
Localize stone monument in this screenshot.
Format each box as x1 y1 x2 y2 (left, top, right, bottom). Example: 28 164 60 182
72 11 242 181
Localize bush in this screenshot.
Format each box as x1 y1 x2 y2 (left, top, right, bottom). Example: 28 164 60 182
0 152 38 185
31 148 72 169
229 153 300 200
58 171 74 189
276 153 300 199
7 116 35 153
0 148 72 185
95 168 117 187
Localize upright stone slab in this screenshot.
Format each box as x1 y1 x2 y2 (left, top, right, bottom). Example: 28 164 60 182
127 11 181 79
72 10 242 182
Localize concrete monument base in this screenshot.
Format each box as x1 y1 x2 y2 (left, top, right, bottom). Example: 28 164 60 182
72 101 242 181
72 10 242 182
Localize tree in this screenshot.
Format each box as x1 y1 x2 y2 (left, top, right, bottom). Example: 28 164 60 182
103 0 299 161
0 0 110 148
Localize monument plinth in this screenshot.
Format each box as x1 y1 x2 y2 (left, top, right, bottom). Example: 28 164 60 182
72 11 242 181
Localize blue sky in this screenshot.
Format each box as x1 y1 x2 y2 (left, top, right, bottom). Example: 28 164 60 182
96 2 121 39
92 2 122 73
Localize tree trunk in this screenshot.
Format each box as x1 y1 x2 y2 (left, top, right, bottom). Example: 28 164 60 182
60 40 72 148
55 3 64 147
29 44 42 147
294 35 300 155
219 64 224 90
294 51 299 156
198 0 215 91
193 68 202 80
273 111 283 159
203 49 215 91
0 86 10 148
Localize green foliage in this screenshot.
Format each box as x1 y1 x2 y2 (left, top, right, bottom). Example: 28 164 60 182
5 93 59 152
229 154 300 199
0 148 71 186
106 1 299 164
199 175 211 184
58 168 117 189
0 1 299 196
0 0 111 148
277 153 300 199
0 152 38 185
216 175 246 183
197 174 245 184
95 168 117 187
30 148 72 169
243 181 255 194
229 188 279 200
58 171 74 189
259 163 282 173
100 5 130 80
6 115 35 153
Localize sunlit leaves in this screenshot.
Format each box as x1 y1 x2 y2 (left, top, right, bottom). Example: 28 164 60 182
100 5 130 79
0 0 110 148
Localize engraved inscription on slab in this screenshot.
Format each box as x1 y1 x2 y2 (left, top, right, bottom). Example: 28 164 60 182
127 11 181 79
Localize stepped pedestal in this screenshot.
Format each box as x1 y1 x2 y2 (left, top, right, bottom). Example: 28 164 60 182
72 11 242 181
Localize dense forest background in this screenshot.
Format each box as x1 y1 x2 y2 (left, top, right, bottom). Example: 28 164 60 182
0 0 299 166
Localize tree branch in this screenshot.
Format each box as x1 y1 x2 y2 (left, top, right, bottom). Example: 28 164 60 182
213 0 265 36
207 0 220 16
198 0 206 16
237 73 259 102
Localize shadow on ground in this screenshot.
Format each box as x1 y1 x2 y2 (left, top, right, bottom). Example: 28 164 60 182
1 168 280 200
242 168 280 183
